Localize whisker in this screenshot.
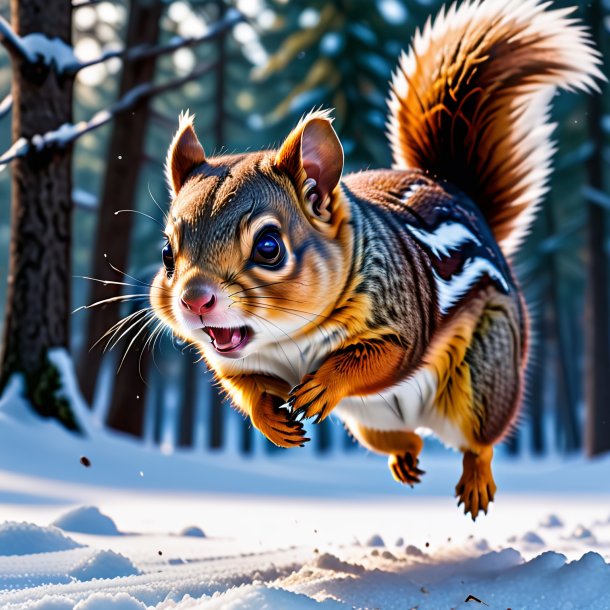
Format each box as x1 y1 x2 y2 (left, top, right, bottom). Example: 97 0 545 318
102 256 162 291
140 319 164 381
228 279 310 299
236 299 334 321
239 304 304 376
106 309 155 353
114 209 165 229
89 308 150 352
76 275 171 293
147 181 169 224
117 314 160 372
72 294 150 314
96 303 172 354
238 300 333 347
235 294 308 304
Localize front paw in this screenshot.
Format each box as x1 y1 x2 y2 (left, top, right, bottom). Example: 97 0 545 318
252 395 310 448
388 452 425 487
288 374 336 424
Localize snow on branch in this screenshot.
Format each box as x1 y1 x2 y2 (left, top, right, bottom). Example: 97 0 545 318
0 94 12 119
21 33 78 73
72 188 98 210
0 15 78 73
65 8 242 75
0 15 36 64
0 60 217 168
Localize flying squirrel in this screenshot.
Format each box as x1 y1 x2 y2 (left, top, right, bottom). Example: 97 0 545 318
150 0 604 519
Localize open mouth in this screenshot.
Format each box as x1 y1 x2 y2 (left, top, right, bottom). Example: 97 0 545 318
201 325 251 354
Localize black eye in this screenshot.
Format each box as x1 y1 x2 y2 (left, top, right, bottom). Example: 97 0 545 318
162 241 174 278
251 229 285 267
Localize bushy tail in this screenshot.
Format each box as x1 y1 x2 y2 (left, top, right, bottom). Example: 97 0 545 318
388 0 604 256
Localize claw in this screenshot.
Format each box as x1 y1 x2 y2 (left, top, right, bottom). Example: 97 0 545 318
388 451 425 487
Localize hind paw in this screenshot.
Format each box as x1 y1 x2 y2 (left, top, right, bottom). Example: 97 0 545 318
455 446 496 520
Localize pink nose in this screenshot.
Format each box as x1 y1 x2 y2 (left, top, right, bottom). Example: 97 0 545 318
180 283 217 315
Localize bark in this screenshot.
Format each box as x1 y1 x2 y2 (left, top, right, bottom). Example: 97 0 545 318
585 0 610 457
78 0 163 407
0 0 76 428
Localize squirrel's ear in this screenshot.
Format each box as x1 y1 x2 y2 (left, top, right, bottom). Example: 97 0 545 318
165 111 206 196
275 111 344 224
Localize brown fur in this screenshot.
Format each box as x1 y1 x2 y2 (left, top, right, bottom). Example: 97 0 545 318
149 0 602 520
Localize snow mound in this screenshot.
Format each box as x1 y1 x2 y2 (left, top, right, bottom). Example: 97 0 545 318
540 513 564 528
521 531 545 545
17 597 75 610
364 534 384 547
173 584 345 609
570 525 595 540
314 552 364 575
52 506 121 536
405 544 425 557
0 521 83 555
69 549 140 581
74 592 147 609
179 525 206 538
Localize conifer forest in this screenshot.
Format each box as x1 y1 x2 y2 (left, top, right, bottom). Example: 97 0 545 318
0 0 608 459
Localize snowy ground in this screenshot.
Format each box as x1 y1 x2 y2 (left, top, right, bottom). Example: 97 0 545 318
1 370 610 609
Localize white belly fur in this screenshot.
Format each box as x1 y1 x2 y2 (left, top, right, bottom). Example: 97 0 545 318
333 367 468 449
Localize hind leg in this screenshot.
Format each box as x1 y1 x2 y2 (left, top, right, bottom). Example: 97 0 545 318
352 424 425 486
455 445 497 520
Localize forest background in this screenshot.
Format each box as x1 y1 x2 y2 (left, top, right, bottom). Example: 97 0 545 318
0 0 607 460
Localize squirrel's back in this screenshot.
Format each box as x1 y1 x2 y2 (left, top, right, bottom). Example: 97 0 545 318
387 0 604 256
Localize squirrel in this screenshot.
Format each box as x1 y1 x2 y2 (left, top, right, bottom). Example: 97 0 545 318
150 0 603 519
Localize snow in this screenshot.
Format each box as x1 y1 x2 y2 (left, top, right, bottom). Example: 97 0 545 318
52 506 121 536
20 33 78 73
179 526 206 538
0 522 83 556
1 377 610 608
69 550 139 581
72 189 99 210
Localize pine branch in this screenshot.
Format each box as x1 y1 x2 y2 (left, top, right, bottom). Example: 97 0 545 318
0 15 35 63
0 60 218 167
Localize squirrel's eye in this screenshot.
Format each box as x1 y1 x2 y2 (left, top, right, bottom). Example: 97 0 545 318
251 229 285 268
162 241 174 278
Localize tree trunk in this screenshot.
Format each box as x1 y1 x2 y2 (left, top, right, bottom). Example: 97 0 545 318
585 0 610 457
177 359 197 447
78 0 163 407
545 199 580 452
526 302 547 455
208 380 224 449
0 0 77 428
